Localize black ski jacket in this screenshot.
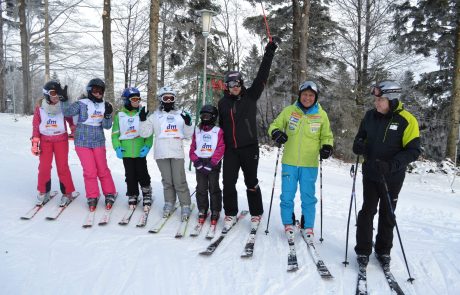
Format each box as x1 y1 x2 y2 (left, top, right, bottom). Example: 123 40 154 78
218 48 275 149
353 100 421 183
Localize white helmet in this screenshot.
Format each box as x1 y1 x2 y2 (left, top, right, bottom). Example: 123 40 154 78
157 86 177 102
371 80 402 100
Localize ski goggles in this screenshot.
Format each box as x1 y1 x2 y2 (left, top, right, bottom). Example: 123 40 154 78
43 89 58 97
370 85 383 97
129 96 141 102
370 86 400 100
299 81 318 93
91 86 104 95
161 95 175 103
226 80 241 88
200 112 214 121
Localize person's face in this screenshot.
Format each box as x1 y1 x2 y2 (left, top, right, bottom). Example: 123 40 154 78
374 96 390 114
227 80 242 96
91 86 104 99
129 96 141 108
48 89 59 104
299 89 316 108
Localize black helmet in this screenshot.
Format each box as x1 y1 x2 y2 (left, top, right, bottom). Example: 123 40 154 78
43 80 62 102
86 78 105 102
224 71 244 86
200 104 218 125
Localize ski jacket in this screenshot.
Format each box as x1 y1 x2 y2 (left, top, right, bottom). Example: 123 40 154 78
268 102 333 167
112 107 153 158
189 124 225 167
61 98 112 148
218 47 275 149
32 99 74 143
353 100 421 183
139 108 194 160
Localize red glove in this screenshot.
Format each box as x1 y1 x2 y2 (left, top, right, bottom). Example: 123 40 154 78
31 137 40 156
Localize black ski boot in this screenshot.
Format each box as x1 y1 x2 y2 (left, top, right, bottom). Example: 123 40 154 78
128 195 139 207
375 253 391 266
357 255 369 267
141 186 153 208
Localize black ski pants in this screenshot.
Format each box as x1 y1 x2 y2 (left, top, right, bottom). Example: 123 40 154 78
222 144 263 216
355 177 404 256
122 157 151 196
195 164 222 213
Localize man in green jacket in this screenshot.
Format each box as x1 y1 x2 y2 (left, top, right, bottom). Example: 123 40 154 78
268 81 333 236
112 87 154 210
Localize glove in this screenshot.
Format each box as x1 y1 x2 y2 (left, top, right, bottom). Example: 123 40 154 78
139 146 150 157
319 144 333 160
198 163 213 175
353 138 366 155
59 85 68 102
104 102 113 119
68 125 76 140
194 160 203 170
265 41 278 52
271 129 288 144
139 106 149 121
31 137 40 156
115 147 124 159
181 111 192 126
375 159 391 176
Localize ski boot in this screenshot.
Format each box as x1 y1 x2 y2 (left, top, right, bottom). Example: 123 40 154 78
210 211 220 225
163 202 174 218
36 192 51 205
251 215 262 227
357 254 369 267
181 205 191 221
223 215 237 230
141 186 153 209
104 193 117 209
198 209 208 224
128 195 139 208
60 193 72 206
375 253 391 266
87 197 98 212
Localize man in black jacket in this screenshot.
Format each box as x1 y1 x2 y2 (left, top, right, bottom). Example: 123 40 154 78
218 41 277 229
353 80 421 267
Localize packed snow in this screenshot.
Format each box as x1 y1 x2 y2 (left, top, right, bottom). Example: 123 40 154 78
0 113 459 295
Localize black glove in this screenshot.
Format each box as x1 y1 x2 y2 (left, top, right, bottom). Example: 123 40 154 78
271 129 288 144
375 159 391 176
181 111 192 126
193 160 203 170
265 41 278 52
59 85 69 102
139 106 149 121
104 101 113 119
353 138 366 155
320 144 333 160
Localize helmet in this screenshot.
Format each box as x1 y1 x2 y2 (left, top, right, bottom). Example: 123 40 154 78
86 78 105 102
122 87 141 107
371 80 401 100
43 80 62 102
299 81 319 96
200 104 218 125
224 71 244 86
157 86 176 102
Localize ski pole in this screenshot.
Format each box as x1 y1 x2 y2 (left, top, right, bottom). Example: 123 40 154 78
259 1 272 42
349 161 359 223
265 144 282 234
343 155 360 266
319 158 324 242
381 175 415 283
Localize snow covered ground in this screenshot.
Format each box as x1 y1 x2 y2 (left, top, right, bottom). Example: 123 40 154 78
0 113 459 295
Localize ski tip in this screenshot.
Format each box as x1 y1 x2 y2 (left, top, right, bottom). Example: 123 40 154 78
45 217 56 221
199 251 212 256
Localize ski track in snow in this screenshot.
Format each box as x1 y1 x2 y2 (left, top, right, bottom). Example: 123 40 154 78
1 113 460 294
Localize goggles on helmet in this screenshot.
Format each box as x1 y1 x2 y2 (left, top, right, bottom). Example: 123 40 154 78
200 112 213 121
370 86 400 100
44 89 58 97
161 95 175 103
299 81 318 93
129 96 141 102
226 81 241 88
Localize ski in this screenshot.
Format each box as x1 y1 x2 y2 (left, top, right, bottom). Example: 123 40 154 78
285 226 299 272
148 202 180 233
300 229 334 279
136 206 151 228
98 194 118 226
82 211 96 228
356 264 367 295
241 217 261 258
118 206 136 225
175 203 195 238
46 192 80 220
378 259 405 295
199 210 249 256
20 191 58 220
205 223 217 239
190 212 209 237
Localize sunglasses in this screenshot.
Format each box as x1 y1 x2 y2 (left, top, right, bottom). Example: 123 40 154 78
129 96 141 102
161 95 175 102
227 81 241 88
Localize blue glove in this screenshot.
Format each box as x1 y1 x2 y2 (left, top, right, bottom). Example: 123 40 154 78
139 146 150 157
115 147 124 159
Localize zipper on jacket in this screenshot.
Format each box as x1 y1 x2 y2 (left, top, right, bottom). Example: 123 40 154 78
230 109 237 148
382 114 394 143
297 116 305 166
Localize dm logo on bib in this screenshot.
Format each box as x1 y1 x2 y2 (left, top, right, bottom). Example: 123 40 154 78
166 115 175 123
201 142 212 152
202 134 212 142
165 124 178 132
45 118 58 128
91 110 104 119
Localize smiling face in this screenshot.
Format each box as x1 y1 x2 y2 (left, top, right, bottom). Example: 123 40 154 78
299 89 316 108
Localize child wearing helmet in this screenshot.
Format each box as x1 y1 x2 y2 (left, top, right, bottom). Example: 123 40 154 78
268 80 333 240
31 80 76 206
61 78 117 212
189 104 225 231
138 86 194 221
112 87 153 212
